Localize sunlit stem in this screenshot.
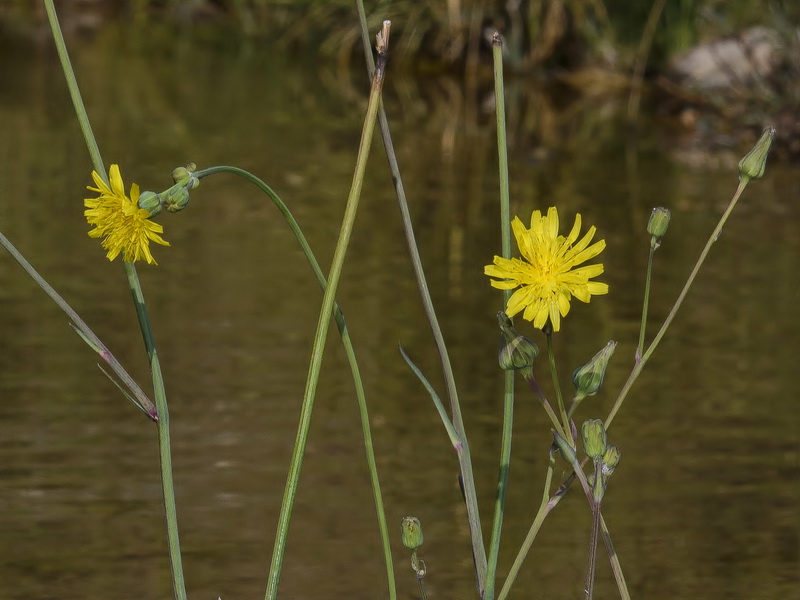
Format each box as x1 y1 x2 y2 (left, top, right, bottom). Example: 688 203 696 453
485 31 514 600
635 241 657 362
600 515 631 600
354 1 487 592
262 25 390 600
193 165 394 600
546 331 572 446
43 2 186 598
605 178 750 429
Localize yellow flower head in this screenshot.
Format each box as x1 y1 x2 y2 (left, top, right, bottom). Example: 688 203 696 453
84 164 169 265
484 207 608 332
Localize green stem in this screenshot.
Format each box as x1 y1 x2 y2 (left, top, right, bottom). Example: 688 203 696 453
497 452 564 600
526 374 567 441
584 463 602 600
599 514 630 600
635 243 656 361
262 28 389 600
485 31 514 600
45 3 186 598
546 331 571 446
43 0 103 175
124 265 186 600
605 178 749 429
354 2 487 592
193 165 395 600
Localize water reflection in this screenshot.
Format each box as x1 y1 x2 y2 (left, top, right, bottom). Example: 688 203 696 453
0 23 797 600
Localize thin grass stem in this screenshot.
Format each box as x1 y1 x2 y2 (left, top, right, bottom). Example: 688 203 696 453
635 243 657 361
262 24 390 600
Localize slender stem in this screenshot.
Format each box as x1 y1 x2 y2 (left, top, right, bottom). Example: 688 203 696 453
193 165 395 600
354 1 487 591
635 243 656 361
43 0 103 175
45 3 186 598
0 233 157 420
123 263 186 600
605 179 749 428
485 31 514 600
599 514 631 600
263 28 389 600
546 332 571 445
526 374 566 441
584 463 602 600
497 452 562 600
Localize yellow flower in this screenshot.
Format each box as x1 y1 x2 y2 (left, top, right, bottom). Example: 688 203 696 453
84 164 169 265
484 207 608 332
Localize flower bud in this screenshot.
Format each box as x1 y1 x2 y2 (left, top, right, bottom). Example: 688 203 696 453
738 126 775 181
602 445 621 476
647 207 671 243
572 341 616 401
137 190 163 216
581 419 607 460
172 163 199 188
161 185 191 213
401 516 424 550
497 312 538 371
552 430 578 466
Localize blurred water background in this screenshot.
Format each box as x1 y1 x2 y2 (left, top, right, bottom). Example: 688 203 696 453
0 4 798 600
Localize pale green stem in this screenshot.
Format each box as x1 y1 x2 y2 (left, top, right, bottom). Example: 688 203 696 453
354 1 487 591
635 241 657 361
262 31 389 600
192 165 395 600
526 374 567 441
605 178 750 429
485 31 514 600
44 3 186 598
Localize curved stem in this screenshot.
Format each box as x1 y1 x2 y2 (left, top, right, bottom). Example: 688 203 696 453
193 165 395 600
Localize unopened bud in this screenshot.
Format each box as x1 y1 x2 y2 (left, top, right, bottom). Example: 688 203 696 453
602 445 621 476
552 430 578 466
161 185 191 213
582 419 607 460
738 126 775 181
401 516 424 550
572 341 616 401
647 207 671 246
137 190 162 216
497 312 538 372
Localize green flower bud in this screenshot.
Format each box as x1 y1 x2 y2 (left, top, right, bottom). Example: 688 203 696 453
738 126 775 181
602 445 621 476
401 516 424 550
137 190 163 216
581 419 607 460
572 341 616 401
497 312 538 372
161 184 191 213
552 430 578 466
647 207 671 244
